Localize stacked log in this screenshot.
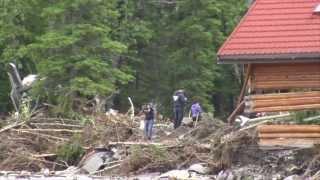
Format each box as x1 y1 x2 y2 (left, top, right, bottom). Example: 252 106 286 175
245 91 320 113
258 125 320 147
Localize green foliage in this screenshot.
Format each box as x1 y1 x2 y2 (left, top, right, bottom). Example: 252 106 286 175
0 0 247 118
293 110 320 124
56 140 84 165
118 0 246 116
0 66 10 112
125 145 174 172
18 97 33 121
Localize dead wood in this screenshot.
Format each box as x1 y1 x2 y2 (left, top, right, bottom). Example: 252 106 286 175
0 121 26 134
16 128 83 133
29 123 84 128
31 154 57 158
11 129 68 141
92 164 121 174
109 141 164 146
237 64 251 105
227 101 245 124
304 154 320 177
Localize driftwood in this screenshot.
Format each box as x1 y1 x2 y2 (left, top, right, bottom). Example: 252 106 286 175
227 101 245 125
27 156 66 167
11 129 69 141
30 123 84 128
31 117 83 123
303 115 320 122
178 126 201 140
16 128 83 133
239 114 292 131
109 141 164 146
31 154 57 158
0 121 26 134
128 97 135 121
92 164 121 174
246 113 291 124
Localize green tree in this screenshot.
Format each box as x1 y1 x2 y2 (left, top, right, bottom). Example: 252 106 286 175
0 0 42 112
0 0 247 119
119 0 247 117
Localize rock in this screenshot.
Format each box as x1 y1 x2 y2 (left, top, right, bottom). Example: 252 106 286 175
40 168 50 176
158 170 191 179
188 163 210 174
272 174 282 180
55 166 80 176
19 171 31 177
157 169 211 180
78 148 116 174
216 170 236 180
283 175 303 180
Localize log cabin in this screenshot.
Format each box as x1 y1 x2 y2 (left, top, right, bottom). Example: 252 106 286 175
217 0 320 123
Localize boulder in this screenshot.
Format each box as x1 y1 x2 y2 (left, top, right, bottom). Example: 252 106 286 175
188 163 210 174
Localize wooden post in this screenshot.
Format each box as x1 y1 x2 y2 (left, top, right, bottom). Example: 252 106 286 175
237 64 252 105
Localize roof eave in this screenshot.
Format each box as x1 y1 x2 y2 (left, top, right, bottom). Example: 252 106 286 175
217 53 320 64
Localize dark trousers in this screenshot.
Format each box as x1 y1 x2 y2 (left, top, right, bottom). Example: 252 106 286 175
174 108 184 129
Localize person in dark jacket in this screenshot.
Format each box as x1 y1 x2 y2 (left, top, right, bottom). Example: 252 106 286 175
173 90 187 129
142 103 154 140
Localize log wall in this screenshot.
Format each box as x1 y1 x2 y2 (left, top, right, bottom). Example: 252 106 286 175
258 125 320 147
245 91 320 113
251 63 320 90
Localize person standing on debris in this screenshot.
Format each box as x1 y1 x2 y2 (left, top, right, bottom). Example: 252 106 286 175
173 89 187 129
190 99 202 127
142 103 155 140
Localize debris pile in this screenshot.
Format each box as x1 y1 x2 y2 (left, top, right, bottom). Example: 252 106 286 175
1 112 320 179
0 111 140 173
0 116 85 171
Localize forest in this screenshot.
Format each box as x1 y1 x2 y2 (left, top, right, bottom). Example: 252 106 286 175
0 0 247 118
3 1 320 179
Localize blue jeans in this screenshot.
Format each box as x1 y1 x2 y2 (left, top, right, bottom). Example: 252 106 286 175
144 119 154 140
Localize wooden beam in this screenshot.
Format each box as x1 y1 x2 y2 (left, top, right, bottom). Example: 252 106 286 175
247 91 320 100
252 104 320 113
258 125 320 133
254 81 320 89
259 138 320 148
259 133 320 138
237 64 252 105
227 101 245 125
252 97 320 108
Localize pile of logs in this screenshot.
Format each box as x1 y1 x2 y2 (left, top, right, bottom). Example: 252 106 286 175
245 91 320 113
0 117 85 171
258 125 320 148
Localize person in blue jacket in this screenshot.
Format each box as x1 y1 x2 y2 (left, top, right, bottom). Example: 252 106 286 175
173 89 187 129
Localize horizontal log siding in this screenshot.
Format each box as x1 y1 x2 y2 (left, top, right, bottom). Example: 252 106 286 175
252 63 320 90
